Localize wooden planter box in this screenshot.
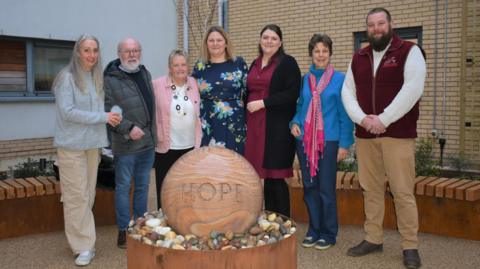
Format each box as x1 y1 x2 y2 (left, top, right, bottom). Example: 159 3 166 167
0 176 116 239
288 171 480 241
127 230 297 269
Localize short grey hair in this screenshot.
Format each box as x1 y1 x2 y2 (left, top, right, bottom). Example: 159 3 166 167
168 49 188 67
117 37 142 53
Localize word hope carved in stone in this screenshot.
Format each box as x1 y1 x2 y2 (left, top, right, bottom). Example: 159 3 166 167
161 146 263 237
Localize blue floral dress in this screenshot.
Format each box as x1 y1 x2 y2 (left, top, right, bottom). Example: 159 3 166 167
192 57 247 154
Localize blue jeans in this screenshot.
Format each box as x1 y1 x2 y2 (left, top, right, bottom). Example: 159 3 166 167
114 148 155 230
296 140 339 244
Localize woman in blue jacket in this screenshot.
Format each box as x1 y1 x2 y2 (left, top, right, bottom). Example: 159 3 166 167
290 34 353 250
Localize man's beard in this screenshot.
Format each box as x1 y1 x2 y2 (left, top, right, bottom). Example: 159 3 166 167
368 27 393 52
120 59 140 72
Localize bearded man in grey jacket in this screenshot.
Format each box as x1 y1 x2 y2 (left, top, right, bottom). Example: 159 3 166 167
104 37 157 249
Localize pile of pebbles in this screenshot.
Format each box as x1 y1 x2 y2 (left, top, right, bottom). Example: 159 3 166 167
127 210 296 250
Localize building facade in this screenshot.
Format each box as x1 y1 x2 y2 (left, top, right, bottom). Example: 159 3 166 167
0 0 177 174
178 0 480 170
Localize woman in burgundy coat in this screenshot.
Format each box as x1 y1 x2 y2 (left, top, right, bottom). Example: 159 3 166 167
244 24 301 217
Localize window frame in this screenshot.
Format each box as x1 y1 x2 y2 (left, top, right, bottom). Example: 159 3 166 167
0 35 74 102
353 26 423 52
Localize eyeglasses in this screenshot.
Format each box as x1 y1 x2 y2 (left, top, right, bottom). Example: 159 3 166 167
118 49 141 55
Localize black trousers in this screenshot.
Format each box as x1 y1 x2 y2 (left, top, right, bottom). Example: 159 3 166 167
154 148 193 209
264 178 290 217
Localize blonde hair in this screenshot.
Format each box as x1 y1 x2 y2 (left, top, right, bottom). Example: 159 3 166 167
53 34 104 97
199 26 236 62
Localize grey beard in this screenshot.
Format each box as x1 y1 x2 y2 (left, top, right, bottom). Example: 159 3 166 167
119 64 140 73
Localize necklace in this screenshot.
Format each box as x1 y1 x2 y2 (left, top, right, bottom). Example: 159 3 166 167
171 84 190 101
171 84 189 116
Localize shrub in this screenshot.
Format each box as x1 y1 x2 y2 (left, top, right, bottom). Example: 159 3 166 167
8 158 55 179
448 154 469 174
337 153 358 172
415 138 440 177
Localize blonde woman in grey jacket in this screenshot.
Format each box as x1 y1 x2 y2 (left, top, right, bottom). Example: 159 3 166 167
53 34 121 266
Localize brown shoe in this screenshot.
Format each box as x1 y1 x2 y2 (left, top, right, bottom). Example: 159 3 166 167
403 249 421 269
347 240 383 257
117 230 127 249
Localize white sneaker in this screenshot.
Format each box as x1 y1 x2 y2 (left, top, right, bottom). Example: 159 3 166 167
75 250 95 266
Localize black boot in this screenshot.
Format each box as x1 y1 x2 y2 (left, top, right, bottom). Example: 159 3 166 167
117 230 127 249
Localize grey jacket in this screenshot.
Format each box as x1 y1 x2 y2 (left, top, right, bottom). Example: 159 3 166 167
104 59 157 155
53 70 109 150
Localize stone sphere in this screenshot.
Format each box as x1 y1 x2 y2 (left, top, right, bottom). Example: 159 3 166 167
161 146 263 237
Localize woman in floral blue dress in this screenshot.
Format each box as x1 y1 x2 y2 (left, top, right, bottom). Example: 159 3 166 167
192 26 247 154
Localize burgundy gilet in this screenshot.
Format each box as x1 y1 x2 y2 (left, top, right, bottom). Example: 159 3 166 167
351 34 419 139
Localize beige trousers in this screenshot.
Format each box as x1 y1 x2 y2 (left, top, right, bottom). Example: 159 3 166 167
356 137 419 250
57 147 100 254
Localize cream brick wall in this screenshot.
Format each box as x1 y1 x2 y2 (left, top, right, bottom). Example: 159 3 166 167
185 0 477 169
0 138 55 160
0 137 56 173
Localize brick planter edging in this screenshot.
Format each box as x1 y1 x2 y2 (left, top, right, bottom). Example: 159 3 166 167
288 171 480 241
0 176 116 239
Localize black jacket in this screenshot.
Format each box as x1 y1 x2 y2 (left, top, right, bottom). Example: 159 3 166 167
104 59 157 155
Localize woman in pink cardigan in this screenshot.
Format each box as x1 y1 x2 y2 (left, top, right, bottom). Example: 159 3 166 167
152 49 202 209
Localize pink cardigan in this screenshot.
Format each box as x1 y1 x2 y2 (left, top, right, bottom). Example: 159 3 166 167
152 76 202 153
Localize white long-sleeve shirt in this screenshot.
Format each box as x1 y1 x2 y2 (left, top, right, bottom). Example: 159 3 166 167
341 44 427 127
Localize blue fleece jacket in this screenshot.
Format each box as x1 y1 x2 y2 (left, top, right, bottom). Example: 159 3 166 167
290 65 354 149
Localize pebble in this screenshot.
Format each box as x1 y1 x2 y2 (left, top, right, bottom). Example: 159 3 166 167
258 220 271 231
164 231 177 240
154 226 171 235
175 235 185 244
230 239 242 248
207 239 216 250
267 222 280 232
185 234 196 241
131 234 142 241
249 226 262 235
142 237 153 246
267 213 277 222
225 230 234 240
188 237 199 246
267 237 277 244
210 230 219 239
172 244 185 250
127 210 296 251
146 232 160 241
159 239 174 248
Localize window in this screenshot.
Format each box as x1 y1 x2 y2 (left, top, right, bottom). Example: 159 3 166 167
0 40 26 92
0 36 74 101
353 26 423 51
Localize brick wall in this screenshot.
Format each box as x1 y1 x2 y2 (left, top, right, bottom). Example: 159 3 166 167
178 0 480 169
0 138 55 160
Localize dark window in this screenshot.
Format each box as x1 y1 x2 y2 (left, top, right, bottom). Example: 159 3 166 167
0 36 74 101
33 44 72 92
353 26 423 51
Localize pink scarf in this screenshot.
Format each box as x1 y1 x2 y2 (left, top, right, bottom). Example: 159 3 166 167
303 64 334 177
